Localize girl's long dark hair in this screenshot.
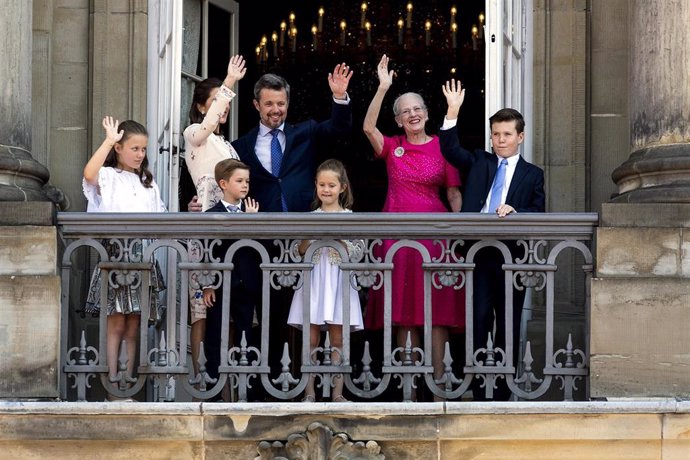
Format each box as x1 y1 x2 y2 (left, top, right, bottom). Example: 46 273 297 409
312 159 354 210
103 120 153 188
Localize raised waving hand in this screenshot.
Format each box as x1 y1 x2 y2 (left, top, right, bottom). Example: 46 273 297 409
328 62 353 100
223 55 247 88
442 79 466 121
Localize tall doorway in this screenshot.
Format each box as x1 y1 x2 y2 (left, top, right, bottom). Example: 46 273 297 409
148 0 531 212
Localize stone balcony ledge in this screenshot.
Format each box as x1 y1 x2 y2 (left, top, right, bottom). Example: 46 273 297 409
2 398 689 416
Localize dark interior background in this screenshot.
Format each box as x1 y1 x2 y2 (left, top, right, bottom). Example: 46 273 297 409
188 0 486 212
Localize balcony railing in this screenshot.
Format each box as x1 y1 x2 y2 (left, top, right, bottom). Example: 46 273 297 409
58 212 596 402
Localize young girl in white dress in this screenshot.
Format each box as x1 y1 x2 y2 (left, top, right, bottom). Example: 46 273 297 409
287 159 363 402
83 116 166 384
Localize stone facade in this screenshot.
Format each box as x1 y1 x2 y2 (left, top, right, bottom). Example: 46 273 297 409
0 401 689 459
31 0 148 211
591 203 690 397
3 0 687 411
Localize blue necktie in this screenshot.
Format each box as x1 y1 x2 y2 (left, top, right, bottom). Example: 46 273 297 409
226 204 240 213
270 129 283 176
488 159 508 213
270 129 288 211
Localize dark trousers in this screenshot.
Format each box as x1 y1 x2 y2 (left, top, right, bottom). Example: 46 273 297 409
472 247 526 401
205 286 257 381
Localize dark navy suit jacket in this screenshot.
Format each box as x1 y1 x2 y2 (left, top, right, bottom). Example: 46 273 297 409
231 101 352 212
204 201 261 379
204 201 261 294
438 125 545 213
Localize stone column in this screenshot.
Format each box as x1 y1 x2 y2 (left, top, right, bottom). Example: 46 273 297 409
591 1 690 398
0 1 61 399
0 0 52 202
610 1 690 202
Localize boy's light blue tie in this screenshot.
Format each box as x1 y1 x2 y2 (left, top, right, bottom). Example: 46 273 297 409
270 129 288 211
488 158 508 213
226 204 240 213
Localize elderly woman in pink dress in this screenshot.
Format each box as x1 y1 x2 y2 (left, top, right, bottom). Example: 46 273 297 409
363 55 464 397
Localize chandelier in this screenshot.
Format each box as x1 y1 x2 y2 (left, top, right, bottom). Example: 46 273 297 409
253 1 486 72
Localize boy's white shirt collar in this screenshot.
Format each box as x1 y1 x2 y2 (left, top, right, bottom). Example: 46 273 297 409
220 198 242 210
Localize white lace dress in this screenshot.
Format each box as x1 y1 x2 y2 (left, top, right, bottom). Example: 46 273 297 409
82 167 166 213
287 209 364 331
82 167 166 317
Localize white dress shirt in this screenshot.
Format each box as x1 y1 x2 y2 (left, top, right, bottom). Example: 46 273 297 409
480 153 520 213
255 123 286 173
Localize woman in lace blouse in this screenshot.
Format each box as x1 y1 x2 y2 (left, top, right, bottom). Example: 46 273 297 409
184 54 246 211
183 55 246 377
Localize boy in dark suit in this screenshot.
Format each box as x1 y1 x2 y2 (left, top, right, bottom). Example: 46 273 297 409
202 159 261 390
439 80 546 400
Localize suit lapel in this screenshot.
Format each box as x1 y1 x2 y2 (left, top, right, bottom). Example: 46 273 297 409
282 124 295 169
211 202 229 213
243 127 272 176
506 156 528 202
484 156 498 198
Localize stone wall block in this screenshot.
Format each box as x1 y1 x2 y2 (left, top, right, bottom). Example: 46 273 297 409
50 127 88 211
0 441 202 460
0 275 60 398
438 413 661 441
596 227 682 277
591 278 690 397
0 227 57 275
0 414 203 440
662 414 690 460
600 203 690 228
52 6 89 63
442 440 659 459
55 0 88 8
50 63 89 127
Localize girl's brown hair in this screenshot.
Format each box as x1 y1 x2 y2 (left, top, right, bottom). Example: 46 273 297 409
214 158 250 185
312 159 354 210
104 120 153 188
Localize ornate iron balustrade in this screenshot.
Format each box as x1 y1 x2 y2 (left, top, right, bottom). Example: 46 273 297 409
58 212 596 402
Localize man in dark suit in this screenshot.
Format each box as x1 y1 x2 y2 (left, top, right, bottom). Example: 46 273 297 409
439 80 545 400
230 65 353 392
231 63 353 212
202 159 261 394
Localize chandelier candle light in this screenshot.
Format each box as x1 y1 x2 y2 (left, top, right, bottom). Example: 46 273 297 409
252 3 485 66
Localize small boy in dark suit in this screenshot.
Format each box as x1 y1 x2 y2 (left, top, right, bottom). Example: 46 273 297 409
202 159 261 388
